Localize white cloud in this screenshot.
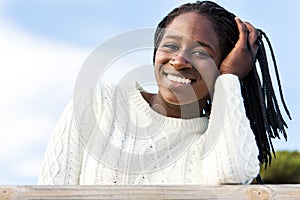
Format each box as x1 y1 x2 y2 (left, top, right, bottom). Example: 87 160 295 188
0 17 90 184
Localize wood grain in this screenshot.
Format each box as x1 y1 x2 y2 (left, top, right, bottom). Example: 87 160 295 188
1 185 299 200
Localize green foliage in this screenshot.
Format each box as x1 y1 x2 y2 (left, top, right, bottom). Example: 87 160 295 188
260 150 300 184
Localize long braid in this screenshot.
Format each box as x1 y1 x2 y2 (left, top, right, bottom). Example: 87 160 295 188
153 1 291 170
247 30 291 167
261 31 292 121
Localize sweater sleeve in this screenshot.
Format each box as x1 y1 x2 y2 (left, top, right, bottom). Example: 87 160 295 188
37 101 83 185
202 74 260 184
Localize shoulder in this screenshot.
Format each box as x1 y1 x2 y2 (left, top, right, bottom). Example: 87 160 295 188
94 82 138 103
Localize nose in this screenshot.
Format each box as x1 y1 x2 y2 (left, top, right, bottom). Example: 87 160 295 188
170 53 192 70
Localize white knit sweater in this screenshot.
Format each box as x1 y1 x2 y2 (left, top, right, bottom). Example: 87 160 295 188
38 74 260 185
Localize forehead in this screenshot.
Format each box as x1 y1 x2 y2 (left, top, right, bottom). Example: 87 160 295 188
165 12 219 46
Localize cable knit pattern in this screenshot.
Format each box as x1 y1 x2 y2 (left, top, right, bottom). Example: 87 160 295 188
37 103 84 185
201 74 260 184
38 74 259 185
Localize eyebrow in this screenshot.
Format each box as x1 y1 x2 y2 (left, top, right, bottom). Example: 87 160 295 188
163 34 214 51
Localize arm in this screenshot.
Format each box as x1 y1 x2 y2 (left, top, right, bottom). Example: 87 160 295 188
202 74 260 184
37 101 83 185
201 17 261 184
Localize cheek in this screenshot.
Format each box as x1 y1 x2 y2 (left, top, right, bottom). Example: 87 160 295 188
154 52 162 73
193 59 220 94
154 50 171 80
193 58 218 76
154 49 172 65
154 52 162 79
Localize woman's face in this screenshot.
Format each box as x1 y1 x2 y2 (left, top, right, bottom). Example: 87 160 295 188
154 12 222 105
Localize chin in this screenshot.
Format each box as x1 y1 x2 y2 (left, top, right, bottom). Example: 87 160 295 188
164 95 199 106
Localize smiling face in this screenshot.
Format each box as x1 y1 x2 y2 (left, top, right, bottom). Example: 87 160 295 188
154 12 222 106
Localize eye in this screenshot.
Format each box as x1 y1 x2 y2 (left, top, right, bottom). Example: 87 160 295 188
192 50 210 58
162 43 179 51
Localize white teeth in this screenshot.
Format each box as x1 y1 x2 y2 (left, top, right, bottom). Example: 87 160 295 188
166 74 191 84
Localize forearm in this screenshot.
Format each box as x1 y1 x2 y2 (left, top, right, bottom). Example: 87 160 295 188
203 74 260 184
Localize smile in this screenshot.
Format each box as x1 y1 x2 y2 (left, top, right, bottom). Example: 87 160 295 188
166 74 192 84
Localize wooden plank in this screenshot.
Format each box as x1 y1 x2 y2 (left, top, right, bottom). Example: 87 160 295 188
0 185 300 200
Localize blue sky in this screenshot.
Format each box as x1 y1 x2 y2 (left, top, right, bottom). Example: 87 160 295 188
0 0 299 185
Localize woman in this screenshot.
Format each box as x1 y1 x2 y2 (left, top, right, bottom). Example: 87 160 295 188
38 1 290 185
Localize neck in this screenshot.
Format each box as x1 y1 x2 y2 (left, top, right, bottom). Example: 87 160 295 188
141 91 208 119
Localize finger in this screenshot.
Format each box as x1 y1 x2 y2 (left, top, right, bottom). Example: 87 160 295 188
244 22 260 55
234 17 249 46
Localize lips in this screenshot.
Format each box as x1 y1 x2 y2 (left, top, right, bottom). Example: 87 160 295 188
162 69 197 85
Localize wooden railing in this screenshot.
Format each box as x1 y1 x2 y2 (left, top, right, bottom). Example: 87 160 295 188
1 185 300 199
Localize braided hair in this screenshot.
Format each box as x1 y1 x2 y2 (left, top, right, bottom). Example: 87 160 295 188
153 1 291 172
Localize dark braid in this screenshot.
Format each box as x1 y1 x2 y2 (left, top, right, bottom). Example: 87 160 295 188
153 1 291 169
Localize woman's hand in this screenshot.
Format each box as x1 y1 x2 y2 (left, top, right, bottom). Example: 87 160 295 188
219 17 260 79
